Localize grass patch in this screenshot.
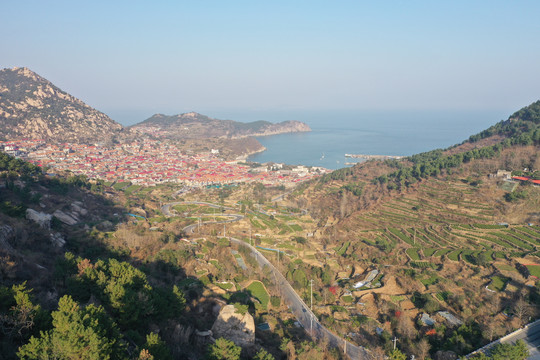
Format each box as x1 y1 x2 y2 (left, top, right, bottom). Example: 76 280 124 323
421 275 439 287
124 185 141 194
406 248 421 260
250 219 266 229
218 238 230 246
448 250 462 261
388 228 414 246
433 248 452 257
216 282 234 290
336 241 350 256
435 291 450 302
422 248 437 257
246 281 270 309
112 181 130 190
526 265 540 277
488 275 508 292
494 264 517 272
410 261 437 269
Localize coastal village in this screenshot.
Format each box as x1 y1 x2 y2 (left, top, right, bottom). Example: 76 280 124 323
0 139 329 187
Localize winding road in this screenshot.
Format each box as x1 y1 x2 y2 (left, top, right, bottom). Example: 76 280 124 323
162 199 373 359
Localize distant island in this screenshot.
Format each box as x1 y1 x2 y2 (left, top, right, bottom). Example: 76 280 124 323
130 111 311 140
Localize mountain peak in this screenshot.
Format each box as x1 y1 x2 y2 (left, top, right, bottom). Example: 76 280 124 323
0 67 123 143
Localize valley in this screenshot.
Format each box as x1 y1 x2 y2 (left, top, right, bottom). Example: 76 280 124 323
1 68 539 360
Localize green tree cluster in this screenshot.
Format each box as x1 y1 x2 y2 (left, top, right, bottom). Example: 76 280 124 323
0 152 42 180
206 337 242 360
468 339 529 360
18 295 125 360
0 282 48 355
57 254 185 330
374 101 540 190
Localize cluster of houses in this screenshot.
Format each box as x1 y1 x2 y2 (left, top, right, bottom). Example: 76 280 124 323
493 169 540 186
0 139 328 187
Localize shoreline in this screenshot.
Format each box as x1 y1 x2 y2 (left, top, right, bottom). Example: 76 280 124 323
235 146 267 161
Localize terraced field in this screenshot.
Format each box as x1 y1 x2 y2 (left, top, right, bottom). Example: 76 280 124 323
349 179 540 263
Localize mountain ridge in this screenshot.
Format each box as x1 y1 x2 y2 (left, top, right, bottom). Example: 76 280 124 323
0 67 124 144
131 111 311 139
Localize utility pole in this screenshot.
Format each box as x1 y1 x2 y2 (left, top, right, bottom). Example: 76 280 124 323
310 279 314 311
223 224 226 238
392 336 399 350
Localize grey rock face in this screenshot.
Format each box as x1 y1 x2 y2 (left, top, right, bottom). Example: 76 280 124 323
211 305 255 348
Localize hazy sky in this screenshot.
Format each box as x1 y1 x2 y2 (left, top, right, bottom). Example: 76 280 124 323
2 1 540 125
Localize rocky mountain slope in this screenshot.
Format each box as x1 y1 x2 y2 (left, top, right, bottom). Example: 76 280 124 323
0 67 124 143
131 111 311 139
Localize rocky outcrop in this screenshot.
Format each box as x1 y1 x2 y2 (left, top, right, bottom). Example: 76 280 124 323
53 210 79 226
25 209 66 247
0 225 16 254
210 305 255 347
71 202 88 216
0 67 124 143
52 204 86 226
50 232 66 247
26 209 52 229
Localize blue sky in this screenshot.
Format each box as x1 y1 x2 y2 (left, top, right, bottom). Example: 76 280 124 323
2 1 540 125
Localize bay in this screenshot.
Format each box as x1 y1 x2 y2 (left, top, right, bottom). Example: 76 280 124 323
245 109 510 169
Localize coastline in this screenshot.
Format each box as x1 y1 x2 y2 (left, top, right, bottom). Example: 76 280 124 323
227 127 311 140
235 146 267 161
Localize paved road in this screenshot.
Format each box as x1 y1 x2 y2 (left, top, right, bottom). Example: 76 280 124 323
229 237 373 359
500 320 540 359
468 319 540 359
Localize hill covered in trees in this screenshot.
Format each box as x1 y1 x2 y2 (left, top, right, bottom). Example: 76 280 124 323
131 112 311 140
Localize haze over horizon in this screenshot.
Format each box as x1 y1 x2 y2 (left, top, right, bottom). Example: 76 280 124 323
2 1 539 126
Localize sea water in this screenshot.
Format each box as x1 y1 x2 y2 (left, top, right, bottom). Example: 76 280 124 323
244 109 510 169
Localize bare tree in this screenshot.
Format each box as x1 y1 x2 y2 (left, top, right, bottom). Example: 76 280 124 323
513 297 531 327
480 316 498 342
488 293 501 314
416 338 431 360
397 316 417 340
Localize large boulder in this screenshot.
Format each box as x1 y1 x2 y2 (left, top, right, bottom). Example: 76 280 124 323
211 305 255 348
50 232 66 247
71 202 88 216
53 209 78 225
26 209 52 229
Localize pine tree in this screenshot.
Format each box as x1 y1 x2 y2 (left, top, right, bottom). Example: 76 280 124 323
17 295 125 359
206 338 242 360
